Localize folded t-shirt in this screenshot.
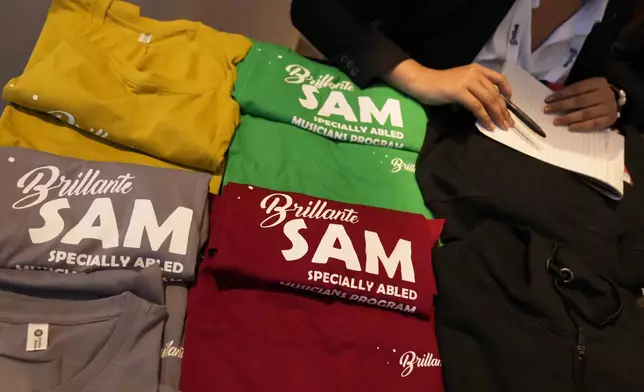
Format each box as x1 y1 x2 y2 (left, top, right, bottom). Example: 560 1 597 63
0 146 210 282
21 0 141 72
160 284 188 392
181 183 445 392
0 105 221 193
3 0 251 192
224 115 432 218
0 260 188 392
212 182 444 316
0 267 167 392
234 42 428 152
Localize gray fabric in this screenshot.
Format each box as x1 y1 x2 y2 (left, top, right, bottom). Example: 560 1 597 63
160 284 188 392
0 264 165 304
0 146 210 282
0 267 167 392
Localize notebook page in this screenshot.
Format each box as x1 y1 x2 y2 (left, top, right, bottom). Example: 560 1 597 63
476 62 624 197
605 130 626 192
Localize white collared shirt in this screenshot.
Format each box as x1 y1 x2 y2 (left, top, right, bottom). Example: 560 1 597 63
475 0 609 83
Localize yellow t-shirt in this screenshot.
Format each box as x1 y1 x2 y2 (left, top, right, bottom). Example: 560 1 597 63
23 0 141 71
0 104 206 174
1 0 252 193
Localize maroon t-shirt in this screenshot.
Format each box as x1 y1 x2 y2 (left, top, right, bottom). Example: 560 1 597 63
182 183 445 392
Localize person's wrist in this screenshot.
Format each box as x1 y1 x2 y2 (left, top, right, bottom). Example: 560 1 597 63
609 84 627 119
384 60 425 92
384 60 445 104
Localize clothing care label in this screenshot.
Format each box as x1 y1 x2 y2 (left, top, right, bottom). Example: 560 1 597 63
0 147 210 282
26 323 49 352
233 42 428 153
212 183 444 317
138 33 153 44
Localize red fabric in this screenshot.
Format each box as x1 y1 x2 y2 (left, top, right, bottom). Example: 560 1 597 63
547 82 564 91
181 183 445 392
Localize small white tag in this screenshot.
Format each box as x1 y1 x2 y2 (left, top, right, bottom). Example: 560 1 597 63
26 323 49 352
138 33 153 44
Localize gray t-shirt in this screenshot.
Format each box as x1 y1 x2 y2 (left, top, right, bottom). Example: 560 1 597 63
161 284 188 392
0 267 167 392
0 146 210 282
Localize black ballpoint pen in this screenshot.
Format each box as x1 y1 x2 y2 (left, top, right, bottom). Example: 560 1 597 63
502 96 547 138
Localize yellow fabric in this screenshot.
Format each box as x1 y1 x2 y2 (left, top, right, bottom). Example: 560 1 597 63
0 104 215 175
23 0 140 71
1 0 252 194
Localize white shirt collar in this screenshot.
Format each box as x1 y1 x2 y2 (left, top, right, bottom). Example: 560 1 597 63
576 0 610 33
474 0 610 83
535 0 609 45
531 0 609 25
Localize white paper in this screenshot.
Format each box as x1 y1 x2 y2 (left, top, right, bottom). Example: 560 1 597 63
476 62 624 199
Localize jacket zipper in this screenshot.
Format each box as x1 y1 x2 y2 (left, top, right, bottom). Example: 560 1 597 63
573 327 587 391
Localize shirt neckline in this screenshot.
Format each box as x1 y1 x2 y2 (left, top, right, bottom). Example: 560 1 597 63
531 0 609 45
0 291 146 392
93 0 200 42
80 0 211 94
65 33 212 94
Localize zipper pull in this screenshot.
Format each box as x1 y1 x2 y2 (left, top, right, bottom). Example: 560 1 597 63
574 327 587 390
576 327 586 359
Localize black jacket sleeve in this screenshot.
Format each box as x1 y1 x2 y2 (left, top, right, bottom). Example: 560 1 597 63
291 0 411 88
609 20 644 130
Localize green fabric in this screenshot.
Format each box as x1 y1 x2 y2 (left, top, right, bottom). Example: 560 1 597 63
224 115 432 218
233 42 428 153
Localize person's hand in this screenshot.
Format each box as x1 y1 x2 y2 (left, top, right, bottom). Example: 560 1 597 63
544 77 618 131
384 60 514 130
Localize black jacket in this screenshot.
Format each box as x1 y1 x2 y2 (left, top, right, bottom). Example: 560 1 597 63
433 222 644 392
608 20 644 130
291 0 635 88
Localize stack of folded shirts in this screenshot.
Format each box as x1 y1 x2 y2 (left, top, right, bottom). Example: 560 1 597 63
226 41 432 217
0 0 253 193
0 0 254 386
0 146 212 391
181 183 445 392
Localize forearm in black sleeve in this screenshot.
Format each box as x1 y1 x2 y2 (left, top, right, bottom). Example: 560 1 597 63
291 0 411 88
608 61 644 131
612 20 644 64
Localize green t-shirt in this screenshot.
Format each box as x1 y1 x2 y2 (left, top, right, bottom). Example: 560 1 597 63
233 42 428 153
223 115 432 218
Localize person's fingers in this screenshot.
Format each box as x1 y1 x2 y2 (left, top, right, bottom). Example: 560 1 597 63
567 116 614 132
553 104 611 127
469 81 509 130
544 91 605 113
476 64 513 98
479 77 514 127
459 91 494 130
545 77 605 103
